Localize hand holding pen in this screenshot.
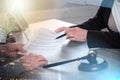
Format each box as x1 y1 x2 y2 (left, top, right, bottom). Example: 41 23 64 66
55 26 75 39
55 26 88 42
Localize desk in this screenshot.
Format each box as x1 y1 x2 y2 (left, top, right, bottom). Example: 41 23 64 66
14 19 89 62
14 19 120 80
17 46 120 80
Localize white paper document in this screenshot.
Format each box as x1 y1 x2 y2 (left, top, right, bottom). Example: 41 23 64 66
18 19 75 62
23 28 66 60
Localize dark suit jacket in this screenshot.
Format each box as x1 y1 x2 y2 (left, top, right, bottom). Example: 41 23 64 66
75 7 120 48
0 59 25 79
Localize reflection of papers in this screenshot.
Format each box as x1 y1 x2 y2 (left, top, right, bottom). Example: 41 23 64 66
23 28 66 61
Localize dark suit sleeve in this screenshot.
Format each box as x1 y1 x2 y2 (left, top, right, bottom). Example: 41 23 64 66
0 60 26 79
71 7 120 48
87 31 120 48
75 7 107 31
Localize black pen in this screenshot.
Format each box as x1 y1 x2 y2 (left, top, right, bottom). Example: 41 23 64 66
56 33 66 39
55 25 76 39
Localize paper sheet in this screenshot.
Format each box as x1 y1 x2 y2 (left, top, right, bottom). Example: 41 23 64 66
19 28 67 61
17 19 75 61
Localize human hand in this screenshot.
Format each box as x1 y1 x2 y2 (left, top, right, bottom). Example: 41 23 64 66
55 27 88 42
4 43 27 58
20 53 48 71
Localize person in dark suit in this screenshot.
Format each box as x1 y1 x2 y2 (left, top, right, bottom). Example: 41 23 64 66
0 43 48 79
55 0 120 48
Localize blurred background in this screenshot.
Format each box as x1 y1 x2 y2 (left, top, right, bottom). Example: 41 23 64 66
0 0 102 25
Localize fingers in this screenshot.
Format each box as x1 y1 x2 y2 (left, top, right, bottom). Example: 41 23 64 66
65 28 75 39
17 47 27 53
5 52 18 58
66 34 74 39
55 27 68 33
16 43 27 53
29 54 48 63
16 43 24 47
22 53 48 64
20 53 48 71
69 37 76 41
27 60 47 70
6 43 27 53
38 60 48 66
36 55 48 62
64 27 88 42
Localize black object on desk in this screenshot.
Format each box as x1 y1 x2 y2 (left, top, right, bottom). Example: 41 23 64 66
43 56 87 68
43 50 108 72
56 34 66 39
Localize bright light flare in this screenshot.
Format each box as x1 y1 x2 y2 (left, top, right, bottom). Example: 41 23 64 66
12 0 27 11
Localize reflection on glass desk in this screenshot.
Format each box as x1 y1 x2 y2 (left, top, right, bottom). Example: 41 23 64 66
16 41 120 80
11 19 120 80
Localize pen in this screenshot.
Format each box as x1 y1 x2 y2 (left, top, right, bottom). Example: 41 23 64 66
55 25 76 39
56 33 66 39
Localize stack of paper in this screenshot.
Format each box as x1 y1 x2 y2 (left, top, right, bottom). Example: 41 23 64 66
18 19 75 62
24 28 66 60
